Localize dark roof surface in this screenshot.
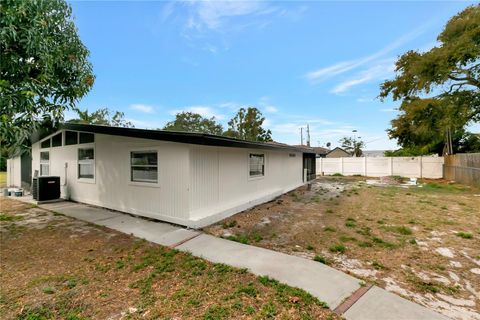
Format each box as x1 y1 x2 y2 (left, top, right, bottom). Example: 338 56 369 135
48 123 314 153
312 146 330 154
326 147 351 156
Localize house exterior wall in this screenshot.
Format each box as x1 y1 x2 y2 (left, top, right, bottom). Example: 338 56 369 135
188 146 303 226
31 130 304 228
6 156 21 187
32 132 191 225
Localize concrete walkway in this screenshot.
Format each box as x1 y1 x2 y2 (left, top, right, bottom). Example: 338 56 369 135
21 198 448 320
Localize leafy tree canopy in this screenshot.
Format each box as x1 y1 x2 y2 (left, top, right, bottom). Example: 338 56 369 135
0 0 94 155
339 136 365 157
68 108 134 128
380 5 480 154
163 112 223 135
225 107 272 142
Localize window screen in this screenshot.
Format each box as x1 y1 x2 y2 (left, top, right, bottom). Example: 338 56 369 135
131 151 158 183
65 131 78 145
78 148 94 179
40 151 49 176
41 139 51 149
52 133 62 147
79 132 94 144
249 154 265 177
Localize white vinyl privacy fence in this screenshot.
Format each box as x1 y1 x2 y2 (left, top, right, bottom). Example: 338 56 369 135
316 156 444 179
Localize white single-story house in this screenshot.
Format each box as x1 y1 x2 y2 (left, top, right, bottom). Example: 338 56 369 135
8 124 316 228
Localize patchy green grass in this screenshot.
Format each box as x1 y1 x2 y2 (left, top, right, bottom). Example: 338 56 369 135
0 213 23 221
222 220 237 229
257 276 329 309
329 244 346 253
456 232 473 239
313 255 328 264
384 225 413 236
1 198 339 320
345 217 356 228
225 232 263 245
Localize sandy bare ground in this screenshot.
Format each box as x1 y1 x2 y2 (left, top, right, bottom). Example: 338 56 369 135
0 197 339 320
205 176 480 320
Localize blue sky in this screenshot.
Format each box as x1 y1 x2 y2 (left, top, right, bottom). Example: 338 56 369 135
68 0 475 150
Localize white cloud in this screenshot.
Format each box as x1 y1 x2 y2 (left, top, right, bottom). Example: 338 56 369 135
331 59 396 94
126 118 165 129
331 75 372 94
380 108 398 112
170 105 225 120
185 0 270 31
218 101 241 110
130 104 155 113
265 105 278 113
305 20 434 83
356 97 374 103
305 61 357 83
258 96 279 113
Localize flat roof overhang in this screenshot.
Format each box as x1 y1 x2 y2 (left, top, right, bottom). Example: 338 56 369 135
41 123 315 154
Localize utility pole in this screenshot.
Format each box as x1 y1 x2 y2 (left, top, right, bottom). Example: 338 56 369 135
300 127 304 145
306 124 311 147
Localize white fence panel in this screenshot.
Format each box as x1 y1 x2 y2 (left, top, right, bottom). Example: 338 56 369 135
366 157 391 177
318 158 343 175
392 157 420 178
343 157 364 175
316 156 443 179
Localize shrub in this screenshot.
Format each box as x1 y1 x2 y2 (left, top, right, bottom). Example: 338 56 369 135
313 255 328 264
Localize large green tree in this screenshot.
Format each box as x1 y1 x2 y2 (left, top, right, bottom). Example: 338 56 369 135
380 5 480 155
225 107 272 142
68 108 134 128
163 112 223 135
0 0 94 156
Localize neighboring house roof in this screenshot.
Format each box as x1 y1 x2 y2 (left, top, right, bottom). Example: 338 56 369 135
39 123 314 153
312 147 330 155
326 147 352 156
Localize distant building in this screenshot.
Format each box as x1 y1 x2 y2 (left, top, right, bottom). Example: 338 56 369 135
312 147 330 158
325 147 351 158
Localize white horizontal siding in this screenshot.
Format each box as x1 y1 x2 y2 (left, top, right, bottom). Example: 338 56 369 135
189 146 303 225
32 133 190 224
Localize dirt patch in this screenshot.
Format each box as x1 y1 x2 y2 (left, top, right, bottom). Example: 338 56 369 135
205 176 480 320
0 197 339 319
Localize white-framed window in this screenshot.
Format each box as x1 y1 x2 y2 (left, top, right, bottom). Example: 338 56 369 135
40 151 50 176
131 151 158 183
78 148 95 179
249 153 265 178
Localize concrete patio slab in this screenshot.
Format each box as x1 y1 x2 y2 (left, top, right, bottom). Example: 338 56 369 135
177 234 360 309
44 203 119 222
344 286 448 320
158 228 201 247
37 200 199 248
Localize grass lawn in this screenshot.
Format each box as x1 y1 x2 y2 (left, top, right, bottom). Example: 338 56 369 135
0 198 338 320
0 172 6 188
206 176 480 320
